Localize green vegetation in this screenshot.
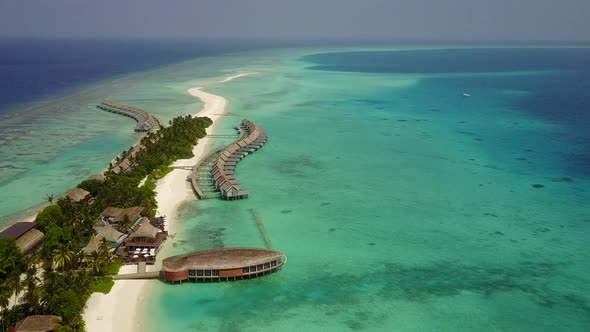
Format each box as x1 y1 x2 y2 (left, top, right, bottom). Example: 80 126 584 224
79 115 211 216
98 260 122 276
89 277 114 294
0 115 211 331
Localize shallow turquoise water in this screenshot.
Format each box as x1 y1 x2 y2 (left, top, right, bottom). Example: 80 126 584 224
0 52 254 226
1 46 589 331
144 48 590 331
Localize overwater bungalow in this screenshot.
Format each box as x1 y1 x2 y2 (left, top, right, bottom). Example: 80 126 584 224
220 182 248 199
191 118 267 200
162 247 286 282
97 100 160 132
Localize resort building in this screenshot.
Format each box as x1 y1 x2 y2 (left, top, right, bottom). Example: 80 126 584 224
60 187 92 203
86 173 106 181
118 217 167 264
83 223 126 255
0 222 44 254
100 206 143 228
8 315 62 332
162 247 286 282
124 218 166 251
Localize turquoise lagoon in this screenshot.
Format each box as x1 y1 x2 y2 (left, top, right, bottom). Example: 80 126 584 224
147 48 590 331
1 46 589 331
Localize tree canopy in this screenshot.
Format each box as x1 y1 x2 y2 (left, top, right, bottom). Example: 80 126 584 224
0 115 212 331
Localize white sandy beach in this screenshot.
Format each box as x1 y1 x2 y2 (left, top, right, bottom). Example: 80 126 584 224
82 73 251 332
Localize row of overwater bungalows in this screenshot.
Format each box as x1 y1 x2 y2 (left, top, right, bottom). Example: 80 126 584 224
97 99 161 132
211 119 267 200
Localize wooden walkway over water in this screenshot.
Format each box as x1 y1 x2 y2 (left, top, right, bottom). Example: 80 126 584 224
251 208 273 250
97 100 161 132
190 119 267 200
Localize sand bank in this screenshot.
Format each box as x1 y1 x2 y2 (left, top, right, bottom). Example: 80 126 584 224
83 72 251 332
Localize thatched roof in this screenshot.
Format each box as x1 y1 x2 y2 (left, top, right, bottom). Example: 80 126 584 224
14 315 62 332
83 235 101 255
249 130 260 141
101 206 143 222
220 182 240 192
15 229 44 254
0 222 35 239
212 169 223 179
163 247 285 272
226 143 240 154
129 218 160 239
60 188 90 202
98 223 124 243
215 177 230 187
86 173 106 181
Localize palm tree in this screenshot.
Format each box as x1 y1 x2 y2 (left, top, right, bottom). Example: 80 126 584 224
52 246 74 272
23 268 41 310
89 251 103 273
25 252 41 268
6 274 22 305
44 193 54 205
0 285 10 310
98 239 111 264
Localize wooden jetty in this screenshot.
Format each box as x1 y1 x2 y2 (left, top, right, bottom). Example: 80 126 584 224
207 134 240 139
191 119 267 200
251 208 273 250
97 99 161 132
190 146 225 199
112 271 160 280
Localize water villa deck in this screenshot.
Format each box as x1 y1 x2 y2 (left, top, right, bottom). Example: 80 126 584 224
162 247 286 283
97 99 161 132
191 119 267 200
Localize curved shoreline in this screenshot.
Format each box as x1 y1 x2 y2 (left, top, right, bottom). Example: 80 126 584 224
82 72 252 332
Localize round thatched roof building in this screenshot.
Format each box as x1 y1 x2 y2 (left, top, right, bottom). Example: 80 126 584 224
162 247 286 282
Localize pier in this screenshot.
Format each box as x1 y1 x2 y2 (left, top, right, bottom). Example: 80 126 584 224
251 208 273 250
206 134 240 139
97 100 161 132
112 271 160 280
191 119 267 200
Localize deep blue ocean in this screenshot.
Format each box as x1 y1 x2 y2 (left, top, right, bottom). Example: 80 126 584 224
0 38 275 111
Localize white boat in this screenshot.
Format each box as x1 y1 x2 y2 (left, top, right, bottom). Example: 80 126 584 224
463 91 471 97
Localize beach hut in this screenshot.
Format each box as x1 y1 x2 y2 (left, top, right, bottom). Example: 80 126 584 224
101 206 144 225
10 315 62 332
0 222 44 254
95 222 126 248
60 187 92 203
82 235 101 255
